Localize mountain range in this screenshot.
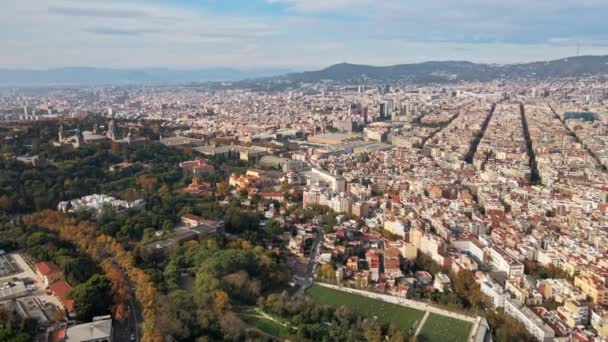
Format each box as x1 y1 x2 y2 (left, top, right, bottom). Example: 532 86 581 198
268 55 608 84
1 55 608 86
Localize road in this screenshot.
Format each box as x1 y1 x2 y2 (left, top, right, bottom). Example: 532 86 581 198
293 227 323 298
111 287 141 342
109 262 141 342
128 295 141 342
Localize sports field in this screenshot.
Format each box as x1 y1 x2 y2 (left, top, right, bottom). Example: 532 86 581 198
306 284 425 331
417 313 473 342
307 285 474 342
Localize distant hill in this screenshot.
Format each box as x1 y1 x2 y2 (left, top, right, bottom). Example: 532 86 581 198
0 67 294 86
267 55 608 84
3 55 607 87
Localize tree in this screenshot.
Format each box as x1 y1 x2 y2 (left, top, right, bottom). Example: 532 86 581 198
219 312 247 340
69 274 112 321
363 320 383 342
224 206 260 234
452 270 486 309
214 290 230 313
59 256 100 286
266 219 283 237
154 294 189 339
137 175 159 193
387 324 407 342
316 263 336 281
216 182 229 197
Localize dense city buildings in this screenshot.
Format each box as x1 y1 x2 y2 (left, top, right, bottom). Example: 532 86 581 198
1 73 608 342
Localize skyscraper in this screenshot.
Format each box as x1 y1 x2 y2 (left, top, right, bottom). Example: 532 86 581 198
383 84 391 95
384 99 394 120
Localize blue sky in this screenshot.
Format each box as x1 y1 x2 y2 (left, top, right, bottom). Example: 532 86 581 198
2 0 608 69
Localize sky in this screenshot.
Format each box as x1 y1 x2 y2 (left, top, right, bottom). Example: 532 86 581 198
2 0 608 70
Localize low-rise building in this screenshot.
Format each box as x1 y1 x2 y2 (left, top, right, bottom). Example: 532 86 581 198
434 272 451 292
574 274 608 306
65 315 113 342
35 261 62 287
179 157 215 176
557 299 590 328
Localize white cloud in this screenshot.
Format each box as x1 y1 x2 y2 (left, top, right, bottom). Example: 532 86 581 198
1 0 608 68
0 0 285 68
267 0 371 12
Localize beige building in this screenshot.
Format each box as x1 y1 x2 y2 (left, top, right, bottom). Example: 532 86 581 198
574 274 608 305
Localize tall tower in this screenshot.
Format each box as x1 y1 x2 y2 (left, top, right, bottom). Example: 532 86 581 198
58 123 64 142
385 99 394 120
125 129 134 145
75 129 85 148
107 117 120 141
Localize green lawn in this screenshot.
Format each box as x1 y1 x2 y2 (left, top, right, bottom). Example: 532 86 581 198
306 285 425 331
418 313 473 342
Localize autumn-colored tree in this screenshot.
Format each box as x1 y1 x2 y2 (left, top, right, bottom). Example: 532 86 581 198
158 183 170 194
215 182 229 196
363 320 383 342
110 142 123 154
136 175 159 193
113 303 129 321
214 290 230 313
316 263 336 281
25 210 164 341
219 312 247 340
101 260 131 320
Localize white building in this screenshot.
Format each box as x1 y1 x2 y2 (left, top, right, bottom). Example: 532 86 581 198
489 247 524 279
452 238 485 262
66 315 113 342
306 167 346 193
433 272 452 292
419 234 445 265
479 278 508 308
328 193 353 214
504 299 555 342
384 218 406 237
58 194 144 217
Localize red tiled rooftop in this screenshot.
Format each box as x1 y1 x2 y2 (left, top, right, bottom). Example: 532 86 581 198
36 261 61 276
49 281 74 312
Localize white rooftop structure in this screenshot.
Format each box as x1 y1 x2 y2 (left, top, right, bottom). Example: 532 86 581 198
66 315 113 342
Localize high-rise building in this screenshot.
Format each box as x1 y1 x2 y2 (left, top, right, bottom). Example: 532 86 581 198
384 99 394 120
381 84 391 95
378 103 386 121
348 103 362 115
